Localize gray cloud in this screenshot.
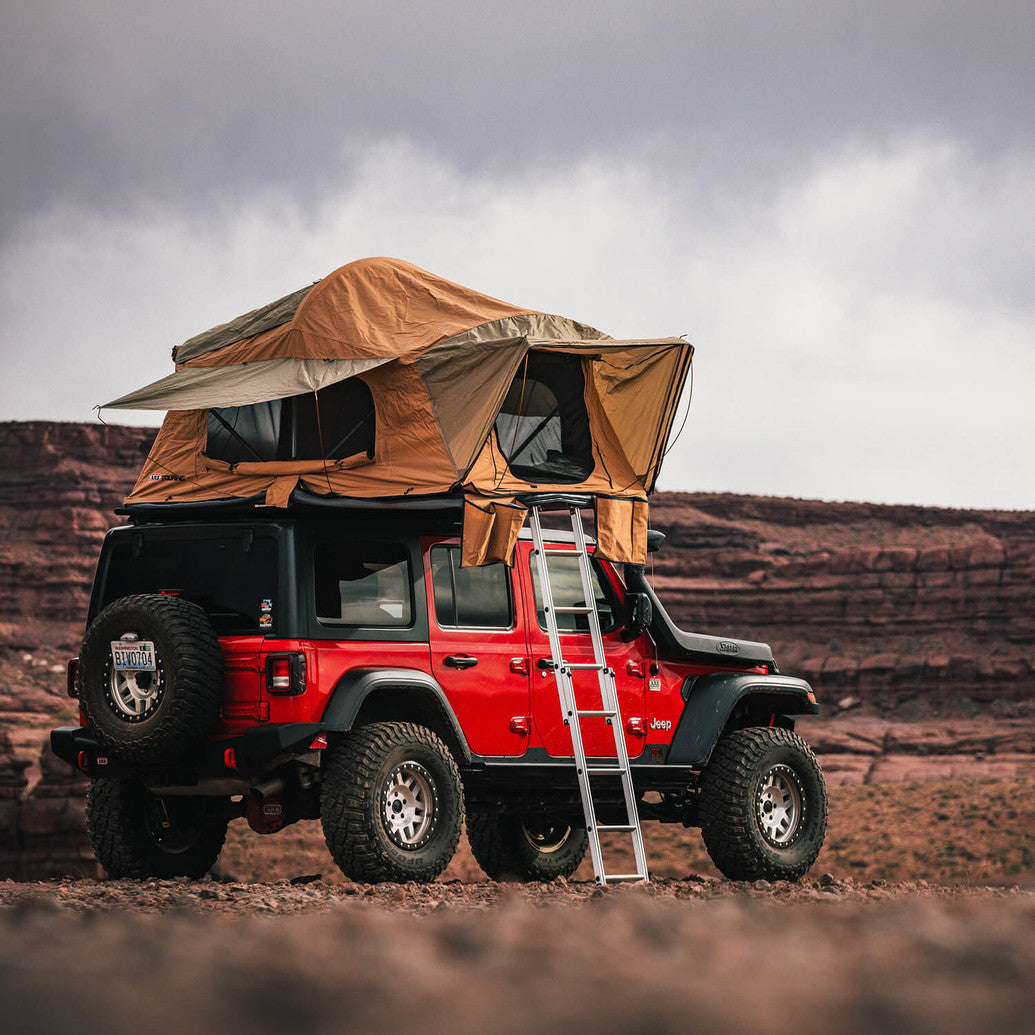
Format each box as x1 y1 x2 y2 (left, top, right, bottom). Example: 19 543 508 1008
2 2 1032 233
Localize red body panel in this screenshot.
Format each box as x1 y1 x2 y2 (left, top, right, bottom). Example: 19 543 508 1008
423 540 531 757
217 636 267 734
212 536 767 757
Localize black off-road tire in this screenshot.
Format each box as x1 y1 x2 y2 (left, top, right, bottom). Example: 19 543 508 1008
699 726 827 882
76 594 224 764
86 778 229 879
468 811 588 882
320 721 464 884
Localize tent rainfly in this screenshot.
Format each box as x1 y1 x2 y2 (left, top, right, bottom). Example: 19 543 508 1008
106 257 693 566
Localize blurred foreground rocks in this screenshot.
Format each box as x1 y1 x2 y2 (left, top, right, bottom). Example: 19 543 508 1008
0 883 1031 1034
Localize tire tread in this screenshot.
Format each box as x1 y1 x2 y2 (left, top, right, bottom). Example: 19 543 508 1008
321 721 463 884
699 726 827 882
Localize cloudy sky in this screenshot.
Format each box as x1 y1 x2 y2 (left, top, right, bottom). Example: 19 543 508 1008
2 2 1032 509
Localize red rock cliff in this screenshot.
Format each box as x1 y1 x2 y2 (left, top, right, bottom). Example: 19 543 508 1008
648 493 1034 707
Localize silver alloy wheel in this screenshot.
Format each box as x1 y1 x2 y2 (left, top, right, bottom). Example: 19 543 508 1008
107 639 164 721
521 818 572 854
382 761 435 849
755 764 804 846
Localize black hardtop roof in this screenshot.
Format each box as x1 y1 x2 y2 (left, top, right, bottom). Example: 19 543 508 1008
114 511 592 546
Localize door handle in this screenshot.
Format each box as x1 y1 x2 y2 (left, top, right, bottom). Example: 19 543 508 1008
444 654 478 669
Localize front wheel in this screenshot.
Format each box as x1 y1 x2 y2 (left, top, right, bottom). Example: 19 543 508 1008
698 727 827 882
468 811 588 881
86 778 229 879
321 722 464 884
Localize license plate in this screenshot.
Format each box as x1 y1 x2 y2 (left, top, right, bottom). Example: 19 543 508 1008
110 641 157 672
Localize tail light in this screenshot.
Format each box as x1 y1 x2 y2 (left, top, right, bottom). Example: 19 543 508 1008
265 653 306 695
67 658 79 698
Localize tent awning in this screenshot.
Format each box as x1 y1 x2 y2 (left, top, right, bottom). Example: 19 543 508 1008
102 357 390 411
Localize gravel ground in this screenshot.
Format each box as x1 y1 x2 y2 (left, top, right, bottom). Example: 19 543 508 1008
1 876 1031 1034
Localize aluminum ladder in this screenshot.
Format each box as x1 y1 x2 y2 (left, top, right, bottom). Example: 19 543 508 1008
527 503 649 885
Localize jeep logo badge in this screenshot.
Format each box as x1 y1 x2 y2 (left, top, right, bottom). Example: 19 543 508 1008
717 640 740 655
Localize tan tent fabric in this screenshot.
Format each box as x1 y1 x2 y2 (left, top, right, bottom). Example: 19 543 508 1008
265 476 300 508
110 257 693 565
461 497 528 567
104 357 389 411
202 451 373 478
175 283 316 363
594 496 649 564
175 257 535 367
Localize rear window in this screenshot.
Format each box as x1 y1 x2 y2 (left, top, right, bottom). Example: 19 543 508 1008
100 534 278 635
314 541 413 628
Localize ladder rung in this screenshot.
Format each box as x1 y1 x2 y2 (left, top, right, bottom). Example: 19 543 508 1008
596 823 637 832
603 873 648 883
586 766 626 775
577 709 617 718
567 662 604 671
553 605 592 614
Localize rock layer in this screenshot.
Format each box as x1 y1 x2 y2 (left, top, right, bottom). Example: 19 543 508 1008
648 492 1035 708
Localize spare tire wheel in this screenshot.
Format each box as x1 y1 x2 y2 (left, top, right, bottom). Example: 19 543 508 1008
76 594 224 764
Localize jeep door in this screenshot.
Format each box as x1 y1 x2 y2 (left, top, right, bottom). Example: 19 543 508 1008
424 541 531 757
519 541 647 758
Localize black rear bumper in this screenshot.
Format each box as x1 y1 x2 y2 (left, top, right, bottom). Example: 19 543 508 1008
50 723 325 781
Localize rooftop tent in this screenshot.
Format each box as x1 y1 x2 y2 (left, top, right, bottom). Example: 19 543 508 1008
106 257 693 565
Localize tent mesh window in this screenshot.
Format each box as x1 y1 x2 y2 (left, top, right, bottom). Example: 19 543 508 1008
494 352 593 484
206 377 376 464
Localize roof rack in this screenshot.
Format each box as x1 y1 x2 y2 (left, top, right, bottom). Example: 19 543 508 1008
119 490 467 524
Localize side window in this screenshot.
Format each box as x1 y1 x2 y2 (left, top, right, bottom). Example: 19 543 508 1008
529 553 617 633
431 546 512 629
314 540 411 627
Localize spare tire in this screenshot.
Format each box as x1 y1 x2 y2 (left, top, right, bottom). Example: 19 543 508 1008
76 594 224 764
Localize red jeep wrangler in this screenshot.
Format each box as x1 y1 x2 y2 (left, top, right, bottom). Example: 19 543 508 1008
52 499 827 883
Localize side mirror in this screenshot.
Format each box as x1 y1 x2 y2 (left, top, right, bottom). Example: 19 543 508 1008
621 592 653 641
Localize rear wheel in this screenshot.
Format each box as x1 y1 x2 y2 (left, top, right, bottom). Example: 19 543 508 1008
468 810 588 881
321 722 464 883
86 778 229 879
698 726 827 882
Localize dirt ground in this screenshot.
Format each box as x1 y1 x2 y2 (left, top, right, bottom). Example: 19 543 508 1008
216 776 1035 887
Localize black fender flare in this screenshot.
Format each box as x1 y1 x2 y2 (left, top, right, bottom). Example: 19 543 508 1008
320 668 473 763
666 673 818 766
